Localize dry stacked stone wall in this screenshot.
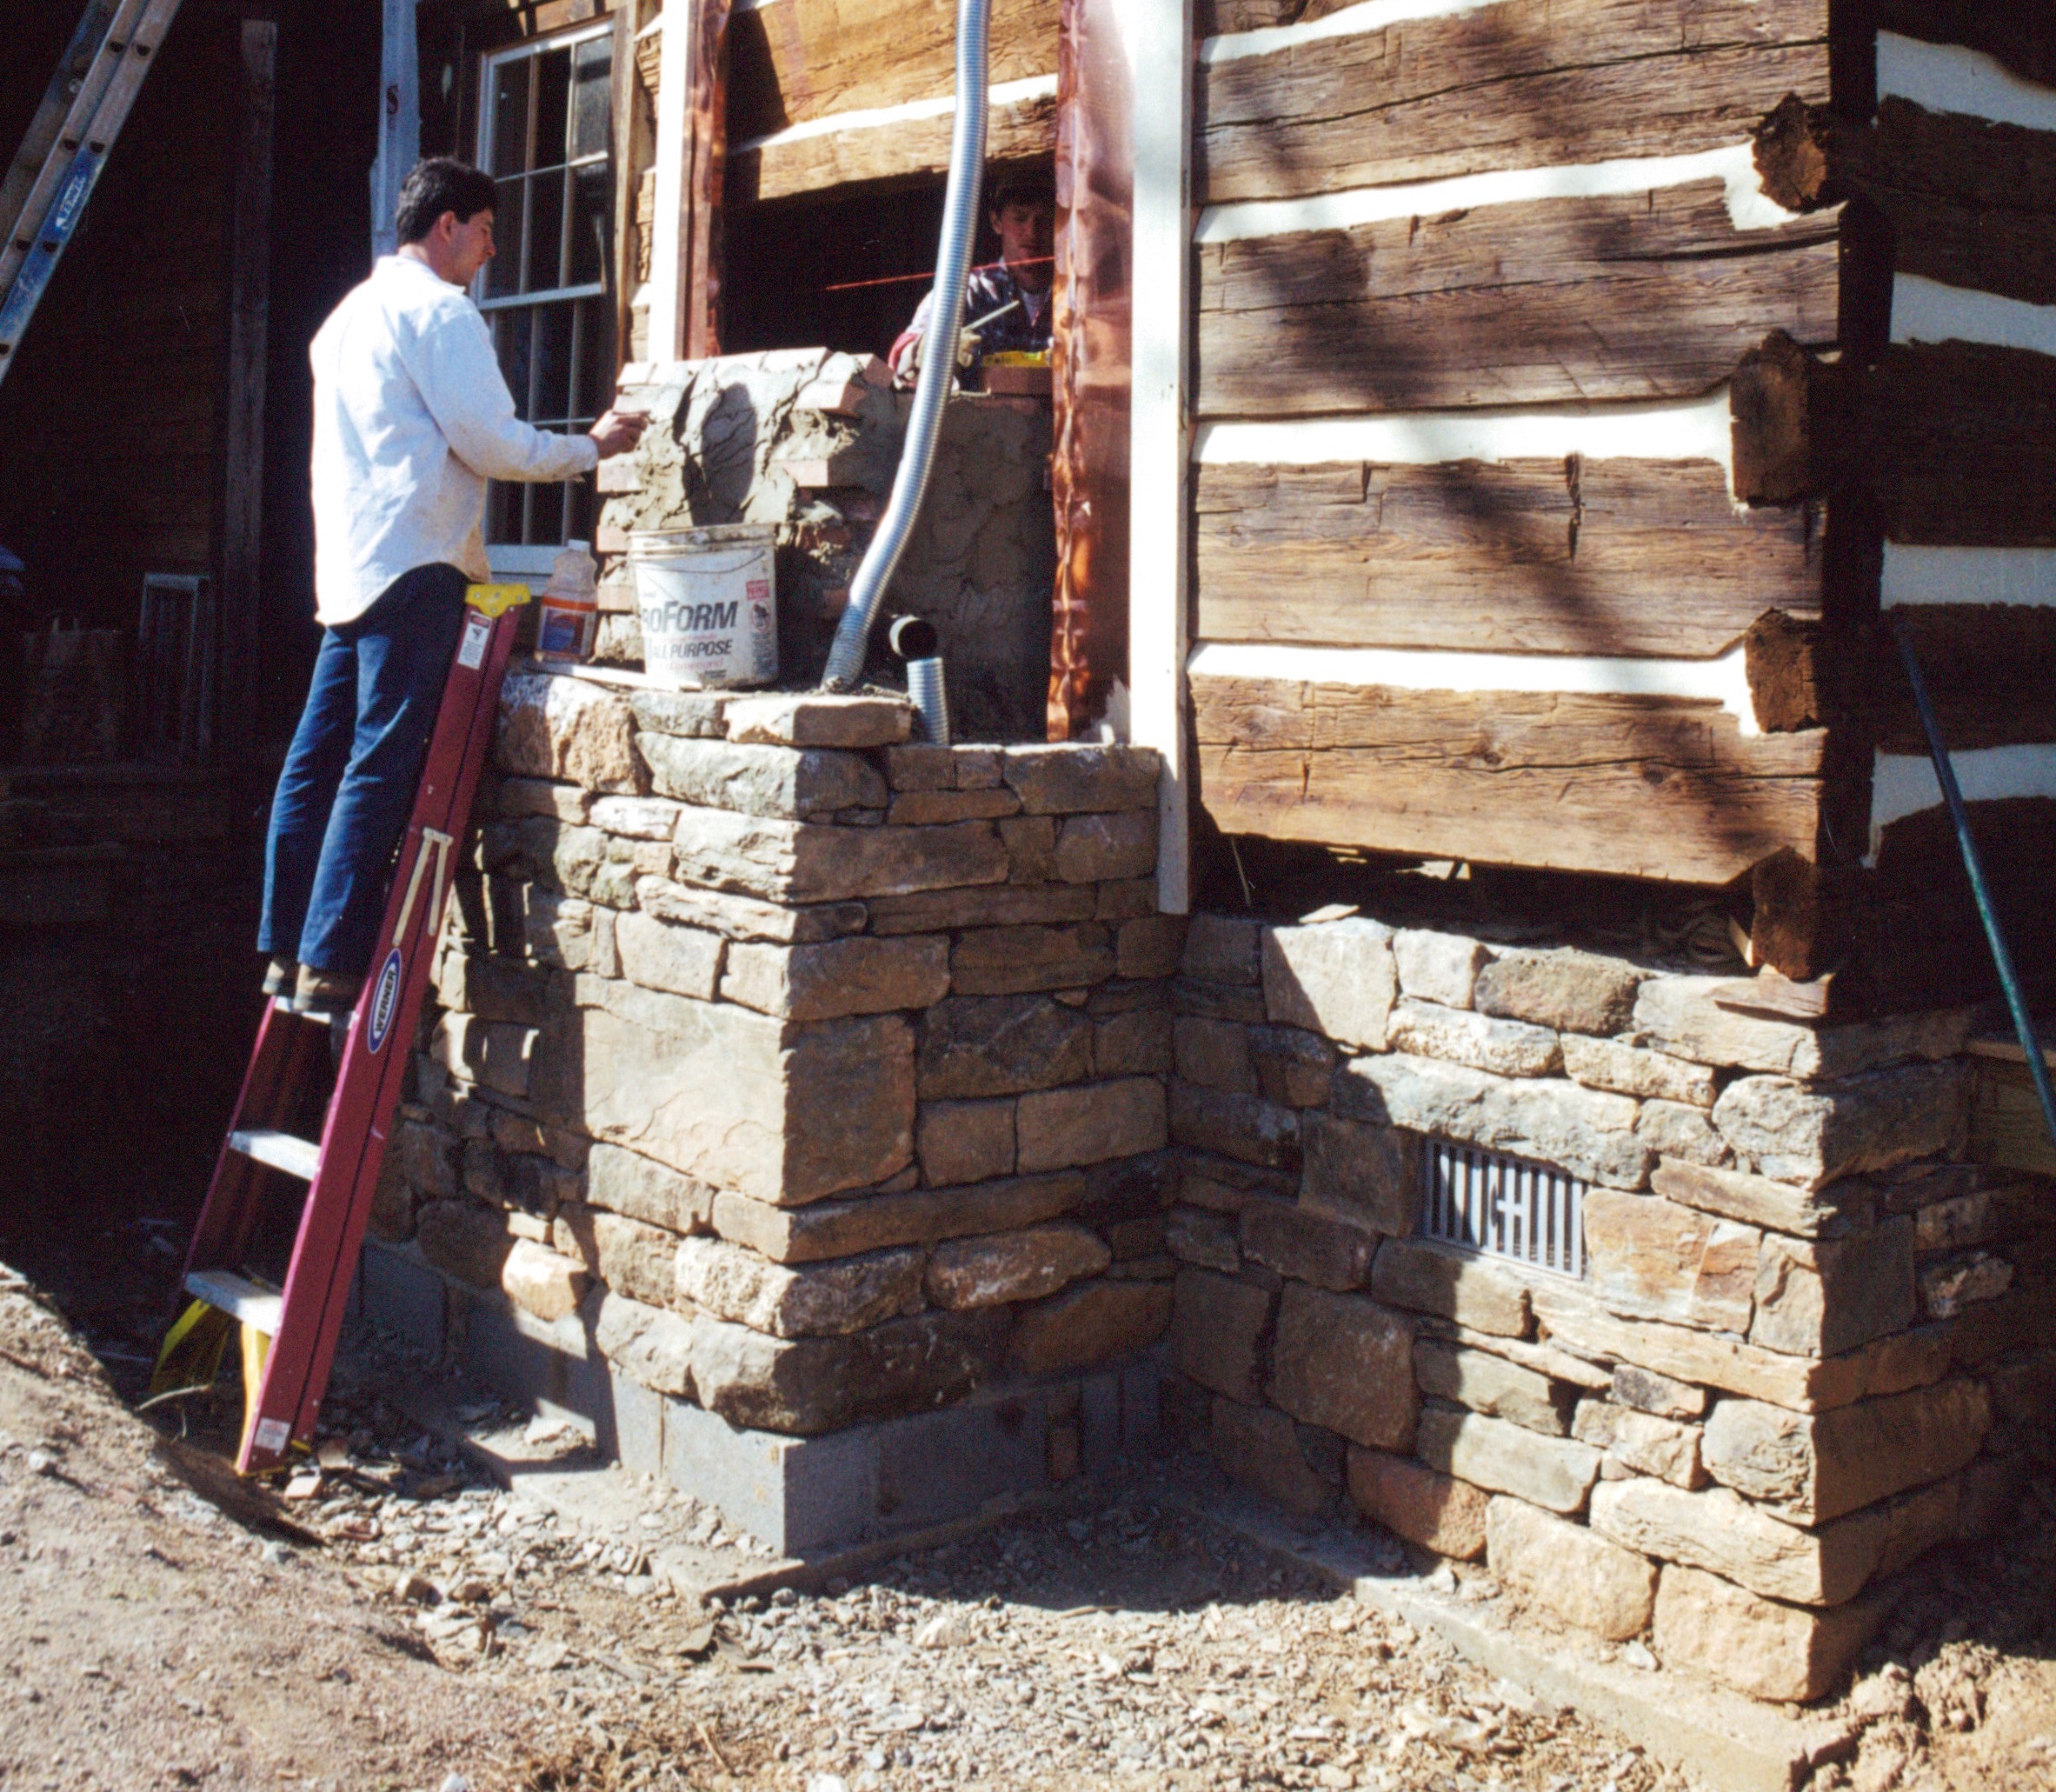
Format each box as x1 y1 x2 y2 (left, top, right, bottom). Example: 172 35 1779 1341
370 671 1178 1467
1162 908 2054 1705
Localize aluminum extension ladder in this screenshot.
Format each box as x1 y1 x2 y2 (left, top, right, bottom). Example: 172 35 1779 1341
153 584 531 1475
0 0 184 390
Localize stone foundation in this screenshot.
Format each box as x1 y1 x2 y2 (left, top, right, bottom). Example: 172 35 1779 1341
363 669 1174 1552
356 689 2047 1684
1161 905 2054 1705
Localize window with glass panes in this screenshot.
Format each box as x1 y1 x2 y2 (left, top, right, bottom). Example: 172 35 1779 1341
477 25 615 549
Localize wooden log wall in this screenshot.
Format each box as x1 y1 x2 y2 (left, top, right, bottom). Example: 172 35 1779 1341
1181 0 2056 1010
1738 17 2056 1004
723 0 1059 203
1194 0 1830 203
1184 0 1849 909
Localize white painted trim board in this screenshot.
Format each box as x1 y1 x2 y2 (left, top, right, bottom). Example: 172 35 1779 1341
1129 0 1196 913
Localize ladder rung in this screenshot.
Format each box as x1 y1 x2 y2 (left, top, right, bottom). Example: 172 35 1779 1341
271 995 349 1025
229 1127 321 1181
183 1268 282 1336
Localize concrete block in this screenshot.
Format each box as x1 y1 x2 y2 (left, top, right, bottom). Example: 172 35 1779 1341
875 1395 1049 1532
660 1396 875 1556
609 1369 667 1476
358 1241 448 1357
1081 1370 1123 1475
1119 1353 1163 1455
449 1281 604 1432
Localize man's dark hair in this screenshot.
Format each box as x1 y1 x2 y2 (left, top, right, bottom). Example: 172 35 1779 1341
396 158 498 246
988 167 1055 215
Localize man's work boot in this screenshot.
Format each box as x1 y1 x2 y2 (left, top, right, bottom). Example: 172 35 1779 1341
293 965 364 1016
262 956 297 999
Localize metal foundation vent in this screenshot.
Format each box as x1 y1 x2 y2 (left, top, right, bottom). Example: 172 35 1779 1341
1419 1136 1586 1279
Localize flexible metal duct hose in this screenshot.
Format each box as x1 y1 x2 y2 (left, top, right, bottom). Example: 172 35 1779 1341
817 0 991 691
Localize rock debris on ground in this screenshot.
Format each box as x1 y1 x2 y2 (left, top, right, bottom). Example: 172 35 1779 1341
0 1241 2053 1791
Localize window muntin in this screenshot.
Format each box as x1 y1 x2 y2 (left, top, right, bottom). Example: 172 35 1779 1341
476 25 615 548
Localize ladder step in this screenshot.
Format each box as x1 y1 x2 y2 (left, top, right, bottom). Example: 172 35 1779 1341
183 1268 283 1336
271 995 350 1025
229 1127 322 1182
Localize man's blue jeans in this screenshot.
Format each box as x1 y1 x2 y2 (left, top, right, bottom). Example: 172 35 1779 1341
259 563 469 977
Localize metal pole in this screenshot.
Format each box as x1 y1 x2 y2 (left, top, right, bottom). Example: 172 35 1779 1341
1889 613 2056 1149
818 0 990 690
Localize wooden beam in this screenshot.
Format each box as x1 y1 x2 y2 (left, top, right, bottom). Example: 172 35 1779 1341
1195 0 1829 206
1130 0 1195 913
1191 674 1843 885
726 0 1058 141
1858 97 2056 309
1856 343 2056 547
1048 0 1134 742
650 0 732 358
1863 605 2056 752
1730 330 1826 504
220 17 276 759
1195 184 1840 417
648 2 689 353
1197 0 1352 37
609 7 640 374
1864 796 2056 1010
1194 458 1822 658
683 0 730 357
1742 610 1829 734
727 86 1057 205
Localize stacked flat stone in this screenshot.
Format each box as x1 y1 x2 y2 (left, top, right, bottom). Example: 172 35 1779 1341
1163 909 2055 1704
374 669 1177 1459
593 351 1056 737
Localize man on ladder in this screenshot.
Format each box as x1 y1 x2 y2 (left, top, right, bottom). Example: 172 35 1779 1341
262 157 645 1013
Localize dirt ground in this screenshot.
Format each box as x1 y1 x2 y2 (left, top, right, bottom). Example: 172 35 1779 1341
2 1236 2053 1792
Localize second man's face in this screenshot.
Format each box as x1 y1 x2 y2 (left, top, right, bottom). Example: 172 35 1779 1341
994 199 1055 289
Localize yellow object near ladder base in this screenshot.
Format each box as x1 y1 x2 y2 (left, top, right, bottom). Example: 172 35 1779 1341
150 1296 232 1401
239 1318 271 1457
150 1297 279 1474
465 582 532 618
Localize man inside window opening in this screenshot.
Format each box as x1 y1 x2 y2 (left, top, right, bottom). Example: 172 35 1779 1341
888 167 1055 390
259 157 646 1015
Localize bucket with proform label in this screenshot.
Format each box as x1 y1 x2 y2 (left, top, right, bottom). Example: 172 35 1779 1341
628 525 779 689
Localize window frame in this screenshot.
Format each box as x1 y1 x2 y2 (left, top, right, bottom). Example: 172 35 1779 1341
474 18 617 552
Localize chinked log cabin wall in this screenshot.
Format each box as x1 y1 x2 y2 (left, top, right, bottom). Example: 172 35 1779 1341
722 0 1059 203
1180 0 2056 1015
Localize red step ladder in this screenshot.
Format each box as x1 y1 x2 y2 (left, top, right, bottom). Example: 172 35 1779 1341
156 583 529 1474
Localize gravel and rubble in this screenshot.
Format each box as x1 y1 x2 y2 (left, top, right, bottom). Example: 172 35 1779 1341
2 1232 2053 1792
303 1412 1690 1792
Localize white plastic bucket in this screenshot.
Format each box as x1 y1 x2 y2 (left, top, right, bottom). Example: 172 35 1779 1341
629 525 779 689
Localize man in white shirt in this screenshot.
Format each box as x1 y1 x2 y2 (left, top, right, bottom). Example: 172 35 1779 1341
259 158 645 1011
